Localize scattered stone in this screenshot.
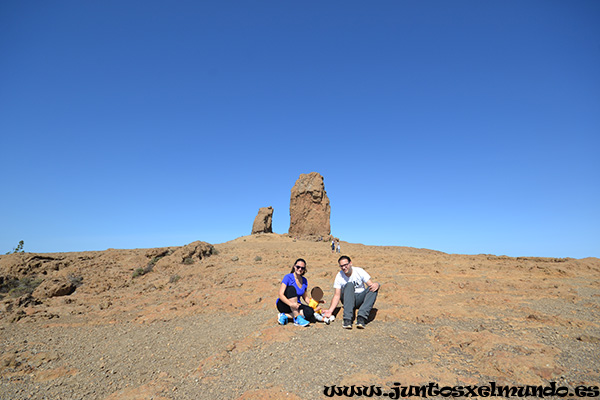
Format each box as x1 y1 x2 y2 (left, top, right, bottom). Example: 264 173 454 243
576 335 600 343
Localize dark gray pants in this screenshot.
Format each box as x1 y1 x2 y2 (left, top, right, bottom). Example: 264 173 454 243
340 283 378 322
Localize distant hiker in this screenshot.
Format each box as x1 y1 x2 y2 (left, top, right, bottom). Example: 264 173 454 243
336 240 341 253
276 258 314 327
323 255 380 329
331 239 335 253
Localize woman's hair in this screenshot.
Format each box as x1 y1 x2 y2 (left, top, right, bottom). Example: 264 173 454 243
290 258 307 275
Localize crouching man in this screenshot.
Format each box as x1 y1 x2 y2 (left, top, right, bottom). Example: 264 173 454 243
323 256 380 329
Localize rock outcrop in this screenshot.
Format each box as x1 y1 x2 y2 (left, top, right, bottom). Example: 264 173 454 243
252 207 273 234
288 172 331 238
33 276 77 299
172 241 215 263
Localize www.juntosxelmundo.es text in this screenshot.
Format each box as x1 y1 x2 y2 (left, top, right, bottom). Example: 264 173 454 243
323 382 600 398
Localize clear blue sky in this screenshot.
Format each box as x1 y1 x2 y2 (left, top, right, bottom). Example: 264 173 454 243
1 1 598 258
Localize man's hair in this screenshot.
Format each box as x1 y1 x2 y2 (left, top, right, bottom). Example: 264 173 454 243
338 255 351 264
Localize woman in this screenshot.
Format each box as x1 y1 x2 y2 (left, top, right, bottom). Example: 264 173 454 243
276 258 314 327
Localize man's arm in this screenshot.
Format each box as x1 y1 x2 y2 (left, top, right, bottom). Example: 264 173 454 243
365 279 380 292
323 288 341 317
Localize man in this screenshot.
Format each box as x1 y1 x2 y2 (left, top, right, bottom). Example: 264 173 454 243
323 256 380 329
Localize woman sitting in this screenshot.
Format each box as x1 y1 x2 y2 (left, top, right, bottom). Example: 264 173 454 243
276 258 314 327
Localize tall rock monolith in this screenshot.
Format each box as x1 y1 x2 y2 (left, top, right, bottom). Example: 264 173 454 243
252 206 273 234
288 172 331 238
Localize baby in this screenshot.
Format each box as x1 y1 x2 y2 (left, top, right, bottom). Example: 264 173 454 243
309 286 335 324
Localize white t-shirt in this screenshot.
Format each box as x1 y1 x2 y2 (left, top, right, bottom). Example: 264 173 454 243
333 266 371 294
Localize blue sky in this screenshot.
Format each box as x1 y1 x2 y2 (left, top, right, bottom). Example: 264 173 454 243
1 1 598 258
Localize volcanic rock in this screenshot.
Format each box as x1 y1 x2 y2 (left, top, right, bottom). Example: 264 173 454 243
33 277 76 299
288 172 331 238
172 241 214 263
252 207 274 234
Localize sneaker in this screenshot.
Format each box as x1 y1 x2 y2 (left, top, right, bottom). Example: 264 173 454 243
278 313 288 325
342 319 352 329
356 317 367 329
324 317 330 324
293 315 310 327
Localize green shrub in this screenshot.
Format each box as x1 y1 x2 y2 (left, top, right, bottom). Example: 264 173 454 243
169 275 181 284
5 240 25 255
1 276 43 298
134 256 161 278
68 274 83 288
144 258 159 273
183 257 194 265
132 268 145 278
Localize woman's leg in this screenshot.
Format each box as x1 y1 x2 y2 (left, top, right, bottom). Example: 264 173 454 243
299 304 315 322
276 300 292 319
281 285 300 318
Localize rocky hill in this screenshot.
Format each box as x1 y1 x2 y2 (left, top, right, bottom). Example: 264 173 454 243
1 234 599 399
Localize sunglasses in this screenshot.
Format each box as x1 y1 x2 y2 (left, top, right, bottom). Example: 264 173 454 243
295 265 306 270
339 263 350 268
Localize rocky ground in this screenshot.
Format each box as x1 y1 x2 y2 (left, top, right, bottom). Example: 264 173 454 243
1 234 599 399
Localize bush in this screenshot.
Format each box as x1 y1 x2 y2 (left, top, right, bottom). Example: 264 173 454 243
147 254 166 271
5 240 25 255
169 275 181 284
133 256 162 278
68 274 84 288
0 276 43 298
132 268 146 278
254 256 262 262
183 257 194 265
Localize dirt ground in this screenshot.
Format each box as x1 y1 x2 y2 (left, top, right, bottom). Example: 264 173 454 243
1 234 599 399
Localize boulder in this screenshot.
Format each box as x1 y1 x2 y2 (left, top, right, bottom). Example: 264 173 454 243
288 172 331 238
252 207 274 234
33 277 76 299
172 241 214 263
145 247 173 259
